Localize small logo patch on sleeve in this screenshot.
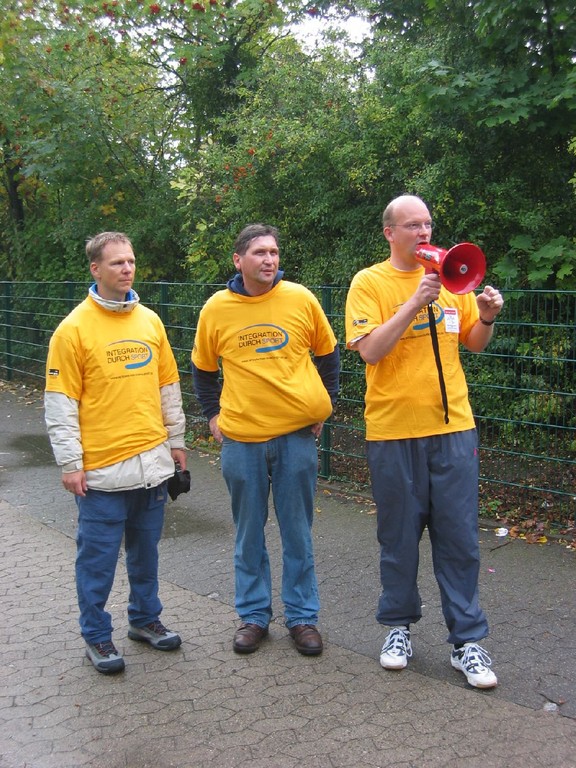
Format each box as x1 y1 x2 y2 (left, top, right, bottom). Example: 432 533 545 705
48 368 60 377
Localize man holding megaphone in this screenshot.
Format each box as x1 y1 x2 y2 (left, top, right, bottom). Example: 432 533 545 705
345 194 503 688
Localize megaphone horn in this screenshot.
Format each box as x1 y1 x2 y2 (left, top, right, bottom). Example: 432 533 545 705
415 242 486 295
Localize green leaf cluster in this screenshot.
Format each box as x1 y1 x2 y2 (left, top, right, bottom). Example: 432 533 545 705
1 0 575 290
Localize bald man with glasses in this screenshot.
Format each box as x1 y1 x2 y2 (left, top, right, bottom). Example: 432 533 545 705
345 195 503 688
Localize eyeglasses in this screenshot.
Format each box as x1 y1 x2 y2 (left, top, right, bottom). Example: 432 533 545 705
389 221 433 231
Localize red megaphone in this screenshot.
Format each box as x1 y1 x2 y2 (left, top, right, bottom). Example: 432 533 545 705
415 242 486 295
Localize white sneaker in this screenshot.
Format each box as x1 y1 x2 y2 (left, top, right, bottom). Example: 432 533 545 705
379 627 412 670
451 642 498 688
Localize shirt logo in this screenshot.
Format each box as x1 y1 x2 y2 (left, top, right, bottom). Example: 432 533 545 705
106 339 152 369
414 302 444 331
237 324 289 353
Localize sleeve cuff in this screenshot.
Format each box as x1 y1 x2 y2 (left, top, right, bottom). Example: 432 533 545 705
61 460 83 473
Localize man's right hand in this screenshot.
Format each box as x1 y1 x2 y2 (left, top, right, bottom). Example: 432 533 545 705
209 414 223 444
414 272 442 310
62 469 87 497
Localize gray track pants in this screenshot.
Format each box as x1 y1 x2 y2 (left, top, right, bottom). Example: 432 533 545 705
367 429 489 644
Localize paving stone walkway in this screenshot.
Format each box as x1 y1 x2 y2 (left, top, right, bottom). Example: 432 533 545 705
1 383 575 767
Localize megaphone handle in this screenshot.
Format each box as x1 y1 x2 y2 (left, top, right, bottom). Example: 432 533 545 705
427 303 449 424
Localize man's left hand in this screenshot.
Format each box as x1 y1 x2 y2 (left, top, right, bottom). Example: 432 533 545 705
171 448 187 470
476 285 504 323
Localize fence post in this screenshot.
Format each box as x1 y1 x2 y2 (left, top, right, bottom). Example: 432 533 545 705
66 280 75 310
159 282 169 326
3 282 13 381
319 286 332 478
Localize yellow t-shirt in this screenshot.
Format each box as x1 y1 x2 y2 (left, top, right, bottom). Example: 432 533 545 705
192 280 337 442
45 296 180 469
345 260 478 440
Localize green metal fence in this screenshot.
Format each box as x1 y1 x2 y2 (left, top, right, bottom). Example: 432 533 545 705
1 280 574 527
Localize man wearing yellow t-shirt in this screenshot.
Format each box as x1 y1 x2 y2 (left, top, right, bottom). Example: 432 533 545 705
192 224 339 656
45 232 187 674
345 195 503 688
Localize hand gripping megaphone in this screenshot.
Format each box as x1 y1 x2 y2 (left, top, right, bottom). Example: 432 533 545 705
415 242 486 295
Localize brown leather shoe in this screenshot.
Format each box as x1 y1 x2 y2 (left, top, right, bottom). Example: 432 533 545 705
232 623 269 654
289 624 323 656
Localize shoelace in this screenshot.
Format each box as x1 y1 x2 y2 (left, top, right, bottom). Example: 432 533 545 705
382 629 412 658
458 644 491 671
144 620 168 636
93 641 119 658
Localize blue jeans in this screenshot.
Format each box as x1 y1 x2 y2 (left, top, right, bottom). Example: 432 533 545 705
75 483 167 644
221 429 320 629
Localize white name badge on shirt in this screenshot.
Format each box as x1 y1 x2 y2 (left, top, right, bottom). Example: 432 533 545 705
444 307 459 333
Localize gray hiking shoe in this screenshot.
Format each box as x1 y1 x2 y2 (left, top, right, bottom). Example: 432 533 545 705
128 620 182 650
85 640 125 674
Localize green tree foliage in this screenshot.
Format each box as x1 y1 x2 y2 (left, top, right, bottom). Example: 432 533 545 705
173 38 390 284
0 0 310 281
172 12 575 288
363 0 576 287
0 1 190 280
1 0 575 289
